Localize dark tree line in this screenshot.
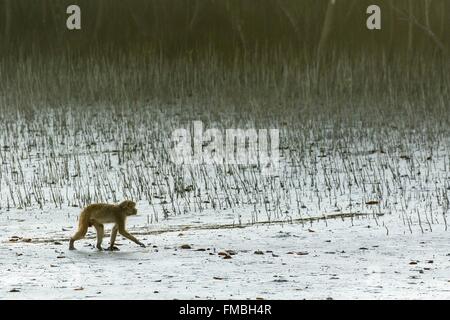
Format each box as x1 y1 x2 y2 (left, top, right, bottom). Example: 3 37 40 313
1 0 449 56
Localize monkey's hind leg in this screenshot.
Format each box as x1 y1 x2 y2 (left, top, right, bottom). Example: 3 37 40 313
106 224 120 251
92 221 105 251
69 225 88 250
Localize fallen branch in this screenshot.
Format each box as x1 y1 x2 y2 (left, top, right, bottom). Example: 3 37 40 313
389 2 447 54
6 212 385 244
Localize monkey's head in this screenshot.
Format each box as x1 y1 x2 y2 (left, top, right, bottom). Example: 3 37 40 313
119 200 138 216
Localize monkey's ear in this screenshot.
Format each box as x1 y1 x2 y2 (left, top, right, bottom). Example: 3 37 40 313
120 200 131 208
120 200 136 209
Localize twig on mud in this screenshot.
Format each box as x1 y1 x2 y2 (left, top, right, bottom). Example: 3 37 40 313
7 212 384 244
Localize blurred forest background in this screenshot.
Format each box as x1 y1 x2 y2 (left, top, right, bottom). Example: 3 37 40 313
1 0 449 55
0 0 448 111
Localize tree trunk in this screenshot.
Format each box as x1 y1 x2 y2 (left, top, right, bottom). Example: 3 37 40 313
317 0 336 58
4 0 12 48
276 0 300 43
407 0 413 54
92 1 104 42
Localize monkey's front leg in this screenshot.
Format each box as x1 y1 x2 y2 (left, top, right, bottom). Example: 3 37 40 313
118 226 146 248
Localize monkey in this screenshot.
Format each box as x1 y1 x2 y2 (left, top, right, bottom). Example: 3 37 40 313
69 200 146 251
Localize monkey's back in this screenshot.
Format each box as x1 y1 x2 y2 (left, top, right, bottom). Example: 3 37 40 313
81 203 120 225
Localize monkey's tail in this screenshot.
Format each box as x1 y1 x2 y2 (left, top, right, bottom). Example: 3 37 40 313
78 209 92 228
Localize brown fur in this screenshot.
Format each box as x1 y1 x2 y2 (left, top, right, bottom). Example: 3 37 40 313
69 200 145 251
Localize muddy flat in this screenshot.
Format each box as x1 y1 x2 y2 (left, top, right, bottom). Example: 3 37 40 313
2 210 449 300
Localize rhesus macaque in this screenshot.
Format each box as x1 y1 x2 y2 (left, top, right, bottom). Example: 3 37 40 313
69 200 145 251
